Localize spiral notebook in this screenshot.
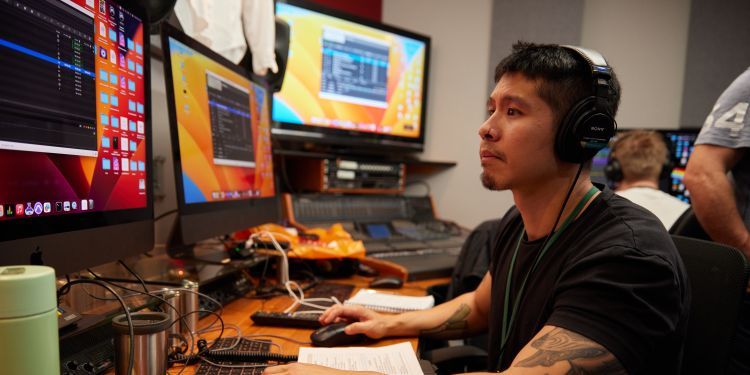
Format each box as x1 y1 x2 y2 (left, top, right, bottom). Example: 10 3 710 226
344 289 435 313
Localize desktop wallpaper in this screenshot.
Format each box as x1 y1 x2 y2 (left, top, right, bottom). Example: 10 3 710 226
273 2 427 138
168 38 275 205
0 0 147 221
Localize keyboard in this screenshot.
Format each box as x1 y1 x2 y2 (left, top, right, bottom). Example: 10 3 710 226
195 338 271 375
295 283 355 312
250 310 323 329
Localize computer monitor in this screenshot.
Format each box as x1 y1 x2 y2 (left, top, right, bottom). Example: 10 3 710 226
161 23 279 256
272 0 431 153
659 129 699 203
0 0 153 275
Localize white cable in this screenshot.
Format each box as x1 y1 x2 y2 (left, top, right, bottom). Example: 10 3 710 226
247 231 344 314
283 280 336 312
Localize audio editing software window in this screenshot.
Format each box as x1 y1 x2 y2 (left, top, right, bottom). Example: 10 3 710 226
206 71 255 168
0 0 97 156
0 0 149 219
319 26 390 109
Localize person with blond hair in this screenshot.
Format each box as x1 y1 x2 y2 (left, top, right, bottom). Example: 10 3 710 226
607 130 689 229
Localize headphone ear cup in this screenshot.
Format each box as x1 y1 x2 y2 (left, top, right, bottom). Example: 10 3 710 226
555 97 615 163
556 99 591 163
604 158 623 183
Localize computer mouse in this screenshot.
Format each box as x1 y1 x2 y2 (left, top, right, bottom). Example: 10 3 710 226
310 322 367 347
369 276 403 289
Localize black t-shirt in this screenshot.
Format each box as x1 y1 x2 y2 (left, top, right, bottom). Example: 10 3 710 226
487 185 690 374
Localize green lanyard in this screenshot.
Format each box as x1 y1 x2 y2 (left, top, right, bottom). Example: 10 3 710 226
499 186 599 359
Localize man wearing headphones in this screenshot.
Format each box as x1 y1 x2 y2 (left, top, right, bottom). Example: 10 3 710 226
606 130 689 229
265 43 689 375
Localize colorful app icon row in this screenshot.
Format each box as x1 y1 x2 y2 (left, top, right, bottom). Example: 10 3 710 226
0 199 95 218
98 22 143 56
101 115 145 134
101 157 145 172
211 190 261 200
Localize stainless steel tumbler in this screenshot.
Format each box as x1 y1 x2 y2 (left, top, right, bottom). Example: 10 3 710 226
112 311 170 375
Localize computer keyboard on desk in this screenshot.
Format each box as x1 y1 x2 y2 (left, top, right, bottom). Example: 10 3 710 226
195 338 271 375
250 311 323 328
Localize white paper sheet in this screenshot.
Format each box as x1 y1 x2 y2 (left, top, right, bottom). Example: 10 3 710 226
298 342 424 375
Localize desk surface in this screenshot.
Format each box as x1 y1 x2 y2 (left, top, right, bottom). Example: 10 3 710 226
139 276 447 374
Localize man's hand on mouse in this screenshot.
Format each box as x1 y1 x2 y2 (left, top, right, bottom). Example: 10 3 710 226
318 305 391 339
263 363 383 375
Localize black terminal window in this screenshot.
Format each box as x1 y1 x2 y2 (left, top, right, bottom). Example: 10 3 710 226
206 71 255 168
0 0 97 156
319 26 390 108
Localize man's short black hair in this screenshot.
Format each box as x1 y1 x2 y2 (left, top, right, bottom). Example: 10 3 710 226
494 41 622 125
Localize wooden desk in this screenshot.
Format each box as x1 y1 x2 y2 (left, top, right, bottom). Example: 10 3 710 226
162 276 449 374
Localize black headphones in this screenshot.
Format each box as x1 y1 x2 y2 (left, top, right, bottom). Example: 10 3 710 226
604 132 673 183
555 46 618 163
603 157 624 183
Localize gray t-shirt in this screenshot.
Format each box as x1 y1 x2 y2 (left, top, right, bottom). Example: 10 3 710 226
695 67 750 229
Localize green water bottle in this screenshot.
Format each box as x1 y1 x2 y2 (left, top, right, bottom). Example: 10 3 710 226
0 265 60 375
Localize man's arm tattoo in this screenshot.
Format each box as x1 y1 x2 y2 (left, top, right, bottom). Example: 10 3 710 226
515 328 627 375
419 303 471 339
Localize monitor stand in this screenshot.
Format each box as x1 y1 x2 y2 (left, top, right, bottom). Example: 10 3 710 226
165 216 233 265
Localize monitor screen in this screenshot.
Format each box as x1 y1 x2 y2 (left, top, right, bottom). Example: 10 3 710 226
272 0 431 152
161 23 279 248
660 130 699 203
0 0 153 274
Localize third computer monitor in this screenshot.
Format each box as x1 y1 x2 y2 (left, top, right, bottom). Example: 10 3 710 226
161 24 279 254
272 0 431 153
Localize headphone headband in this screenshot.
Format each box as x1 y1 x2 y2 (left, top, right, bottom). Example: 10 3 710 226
554 45 617 163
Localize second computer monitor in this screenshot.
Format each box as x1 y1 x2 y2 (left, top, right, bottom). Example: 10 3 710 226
161 24 279 252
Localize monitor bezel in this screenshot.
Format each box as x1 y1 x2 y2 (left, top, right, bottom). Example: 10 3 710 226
271 0 432 154
0 0 154 275
160 22 280 243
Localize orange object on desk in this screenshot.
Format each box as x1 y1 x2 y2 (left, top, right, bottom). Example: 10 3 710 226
236 223 367 260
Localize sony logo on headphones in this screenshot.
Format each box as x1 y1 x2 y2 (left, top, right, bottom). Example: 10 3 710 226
591 126 606 132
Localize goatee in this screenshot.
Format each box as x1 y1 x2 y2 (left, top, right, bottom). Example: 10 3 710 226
480 172 503 191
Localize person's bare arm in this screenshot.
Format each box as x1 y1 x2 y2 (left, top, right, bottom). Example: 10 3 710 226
319 272 493 340
263 275 494 375
684 144 750 256
463 325 627 375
